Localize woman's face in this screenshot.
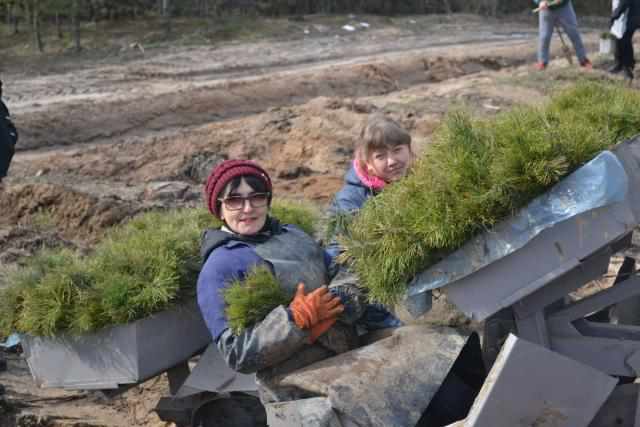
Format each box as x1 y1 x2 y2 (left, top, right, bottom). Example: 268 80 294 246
366 145 413 183
219 178 269 235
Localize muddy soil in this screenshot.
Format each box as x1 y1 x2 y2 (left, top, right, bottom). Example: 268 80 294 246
0 12 635 427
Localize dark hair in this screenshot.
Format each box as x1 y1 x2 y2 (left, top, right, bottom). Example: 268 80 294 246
216 175 271 213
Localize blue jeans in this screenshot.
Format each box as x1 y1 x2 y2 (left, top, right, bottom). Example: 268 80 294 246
538 0 588 64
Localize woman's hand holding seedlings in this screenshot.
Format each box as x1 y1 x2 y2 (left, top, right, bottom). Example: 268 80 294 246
290 284 344 342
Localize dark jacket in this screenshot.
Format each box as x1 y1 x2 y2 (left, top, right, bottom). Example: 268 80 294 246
613 0 640 28
0 100 17 179
325 166 376 261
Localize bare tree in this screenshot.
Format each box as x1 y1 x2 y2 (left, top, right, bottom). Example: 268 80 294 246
71 0 80 51
32 0 44 52
162 0 170 37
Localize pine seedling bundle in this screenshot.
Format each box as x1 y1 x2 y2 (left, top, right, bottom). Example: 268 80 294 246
0 201 319 337
270 199 319 236
341 82 640 306
223 265 290 334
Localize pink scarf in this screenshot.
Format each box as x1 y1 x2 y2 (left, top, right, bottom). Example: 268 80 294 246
353 159 387 191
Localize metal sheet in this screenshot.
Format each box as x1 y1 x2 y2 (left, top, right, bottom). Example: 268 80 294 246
177 343 257 398
465 335 616 427
406 137 640 320
445 202 635 321
22 303 210 389
408 150 629 296
588 384 639 427
278 325 469 427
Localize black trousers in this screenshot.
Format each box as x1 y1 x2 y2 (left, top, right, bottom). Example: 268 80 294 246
616 25 638 69
0 141 14 180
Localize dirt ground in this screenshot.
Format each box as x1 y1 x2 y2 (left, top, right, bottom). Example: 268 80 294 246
0 12 637 427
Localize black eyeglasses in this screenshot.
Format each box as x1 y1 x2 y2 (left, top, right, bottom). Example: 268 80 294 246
219 193 270 211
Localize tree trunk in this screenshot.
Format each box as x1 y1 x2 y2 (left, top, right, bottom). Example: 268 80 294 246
72 0 81 52
442 0 452 14
163 0 171 37
12 3 19 34
55 12 63 39
32 0 44 53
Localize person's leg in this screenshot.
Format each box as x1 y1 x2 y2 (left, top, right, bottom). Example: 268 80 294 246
555 1 588 63
629 26 637 70
538 8 554 66
619 28 635 78
0 143 13 181
610 37 624 73
620 29 634 68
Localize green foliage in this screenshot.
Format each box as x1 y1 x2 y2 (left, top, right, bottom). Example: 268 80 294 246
0 200 317 337
326 211 355 243
341 82 640 306
271 199 319 236
223 265 290 334
0 249 78 338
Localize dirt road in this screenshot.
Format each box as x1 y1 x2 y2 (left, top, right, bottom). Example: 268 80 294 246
4 14 542 152
0 13 627 427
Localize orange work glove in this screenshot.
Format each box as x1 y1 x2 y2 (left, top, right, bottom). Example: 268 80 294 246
308 317 337 344
289 283 344 330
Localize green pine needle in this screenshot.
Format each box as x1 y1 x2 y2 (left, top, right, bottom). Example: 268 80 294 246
223 265 291 335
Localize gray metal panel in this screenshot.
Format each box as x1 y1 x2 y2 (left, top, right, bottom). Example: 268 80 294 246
23 325 138 390
135 304 211 381
549 336 640 377
549 275 640 330
177 344 257 398
588 384 639 427
612 137 640 219
513 246 613 319
465 334 616 427
22 303 211 389
445 202 635 321
279 326 468 427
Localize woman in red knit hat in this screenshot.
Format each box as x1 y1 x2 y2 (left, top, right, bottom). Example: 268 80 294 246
197 159 365 406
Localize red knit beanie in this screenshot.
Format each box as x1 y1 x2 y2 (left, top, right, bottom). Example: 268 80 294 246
205 160 273 217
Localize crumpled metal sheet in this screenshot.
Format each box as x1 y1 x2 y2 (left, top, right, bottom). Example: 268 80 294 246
277 325 469 427
407 150 628 298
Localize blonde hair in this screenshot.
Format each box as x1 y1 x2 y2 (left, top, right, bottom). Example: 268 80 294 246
355 114 412 169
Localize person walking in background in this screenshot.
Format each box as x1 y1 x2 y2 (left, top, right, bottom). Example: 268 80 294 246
533 0 592 70
0 80 18 189
610 0 640 79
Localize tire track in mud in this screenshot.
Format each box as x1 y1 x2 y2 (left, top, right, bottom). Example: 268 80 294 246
13 39 534 153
